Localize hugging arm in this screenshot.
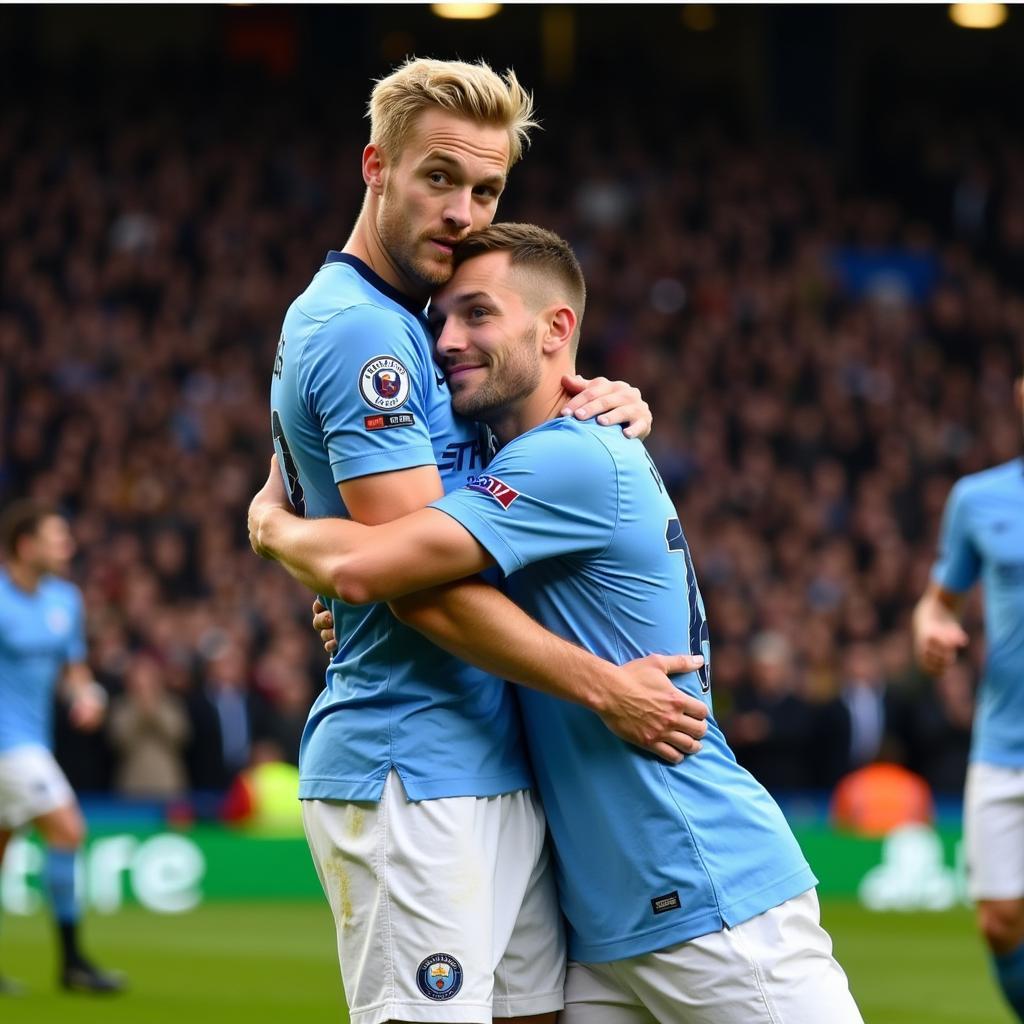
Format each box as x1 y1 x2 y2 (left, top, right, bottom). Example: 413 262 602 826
249 458 707 761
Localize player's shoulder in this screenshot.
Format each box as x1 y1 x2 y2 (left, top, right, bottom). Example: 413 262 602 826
39 575 82 605
952 457 1024 503
507 416 617 459
492 417 620 489
292 252 424 330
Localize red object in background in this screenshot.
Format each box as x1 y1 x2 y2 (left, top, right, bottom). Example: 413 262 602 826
830 762 936 838
225 8 297 79
220 772 256 824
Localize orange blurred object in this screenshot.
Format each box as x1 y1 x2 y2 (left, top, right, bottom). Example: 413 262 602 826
830 762 935 838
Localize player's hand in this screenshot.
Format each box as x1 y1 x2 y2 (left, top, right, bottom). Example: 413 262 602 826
598 654 708 763
248 455 290 558
312 598 338 656
915 620 969 675
560 374 653 440
69 684 107 732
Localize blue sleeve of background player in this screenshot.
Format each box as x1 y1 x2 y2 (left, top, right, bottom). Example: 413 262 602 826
932 479 981 593
431 421 617 576
297 303 437 483
66 585 88 664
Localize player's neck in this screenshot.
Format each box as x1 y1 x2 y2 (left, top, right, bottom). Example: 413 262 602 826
488 382 573 447
343 215 433 307
7 560 42 593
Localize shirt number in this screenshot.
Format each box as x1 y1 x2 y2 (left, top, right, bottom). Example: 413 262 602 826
665 517 711 693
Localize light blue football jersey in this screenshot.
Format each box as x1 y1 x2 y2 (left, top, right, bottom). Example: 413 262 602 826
270 252 530 801
932 457 1024 766
433 417 816 962
0 569 87 753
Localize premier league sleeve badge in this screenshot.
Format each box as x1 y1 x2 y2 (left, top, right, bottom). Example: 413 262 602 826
359 355 411 411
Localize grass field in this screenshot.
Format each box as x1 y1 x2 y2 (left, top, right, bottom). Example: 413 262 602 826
0 900 1013 1023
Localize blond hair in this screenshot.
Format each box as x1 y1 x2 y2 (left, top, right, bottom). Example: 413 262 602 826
368 57 538 168
454 222 586 353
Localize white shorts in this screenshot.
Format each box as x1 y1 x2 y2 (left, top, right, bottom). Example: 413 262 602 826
0 745 76 831
561 889 863 1024
301 771 565 1024
965 761 1024 901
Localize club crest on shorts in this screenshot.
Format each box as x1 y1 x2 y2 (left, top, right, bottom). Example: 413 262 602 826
359 355 410 411
416 953 463 1000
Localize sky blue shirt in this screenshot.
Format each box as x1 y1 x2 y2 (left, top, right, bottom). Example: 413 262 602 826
931 457 1024 766
0 569 87 753
433 418 816 962
269 253 530 801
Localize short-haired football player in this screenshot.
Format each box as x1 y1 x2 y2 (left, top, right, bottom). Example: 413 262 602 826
913 341 1024 1022
267 59 708 1024
252 223 864 1023
0 500 122 994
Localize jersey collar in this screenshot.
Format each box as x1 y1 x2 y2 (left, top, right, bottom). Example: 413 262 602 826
324 251 426 317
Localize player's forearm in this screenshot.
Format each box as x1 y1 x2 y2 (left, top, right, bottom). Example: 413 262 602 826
256 506 489 605
256 507 381 601
389 578 618 713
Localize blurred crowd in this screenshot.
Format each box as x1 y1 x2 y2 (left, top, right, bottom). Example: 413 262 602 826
1 84 1021 803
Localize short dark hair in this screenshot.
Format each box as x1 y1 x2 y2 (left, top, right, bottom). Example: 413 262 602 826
1015 337 1024 381
0 499 56 557
453 222 587 352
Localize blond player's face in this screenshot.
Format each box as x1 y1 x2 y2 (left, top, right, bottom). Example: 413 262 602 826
377 109 509 291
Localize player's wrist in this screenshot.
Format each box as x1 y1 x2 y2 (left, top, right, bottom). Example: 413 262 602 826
582 661 620 715
253 504 286 559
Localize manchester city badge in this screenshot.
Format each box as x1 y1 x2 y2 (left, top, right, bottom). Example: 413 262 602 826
416 952 464 1001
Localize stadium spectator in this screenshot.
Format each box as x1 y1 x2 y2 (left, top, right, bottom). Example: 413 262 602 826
725 631 816 792
188 638 273 791
812 642 913 789
108 651 191 799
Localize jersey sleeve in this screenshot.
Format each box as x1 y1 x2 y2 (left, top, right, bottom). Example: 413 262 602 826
65 585 88 664
430 422 618 576
297 304 437 483
932 479 981 593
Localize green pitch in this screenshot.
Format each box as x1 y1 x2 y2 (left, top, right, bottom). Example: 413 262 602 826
0 900 1014 1023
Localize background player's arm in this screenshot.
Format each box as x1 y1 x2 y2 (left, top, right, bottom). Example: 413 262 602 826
62 660 107 731
912 582 969 675
250 459 708 760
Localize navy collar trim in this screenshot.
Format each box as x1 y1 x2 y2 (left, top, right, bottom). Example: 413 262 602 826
324 251 426 317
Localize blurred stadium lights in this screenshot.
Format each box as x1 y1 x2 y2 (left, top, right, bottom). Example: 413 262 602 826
430 3 502 20
542 6 575 85
681 4 716 32
948 3 1008 29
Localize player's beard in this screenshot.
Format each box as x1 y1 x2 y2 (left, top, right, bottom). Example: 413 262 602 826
449 328 542 423
377 185 454 292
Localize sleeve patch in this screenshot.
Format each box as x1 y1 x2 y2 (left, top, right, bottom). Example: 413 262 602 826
466 474 521 509
359 355 411 410
364 412 416 431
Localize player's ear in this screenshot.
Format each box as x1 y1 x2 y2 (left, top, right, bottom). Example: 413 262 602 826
362 144 386 195
541 304 577 356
